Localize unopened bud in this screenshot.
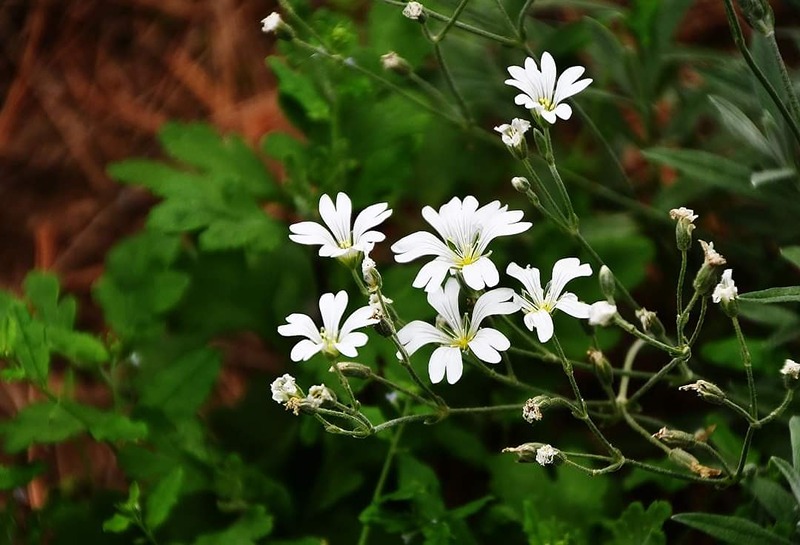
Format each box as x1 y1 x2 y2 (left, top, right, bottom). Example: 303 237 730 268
362 256 382 290
532 128 549 159
502 442 563 466
654 427 698 448
598 265 616 302
402 1 426 21
511 176 531 193
679 380 726 404
587 348 613 387
260 12 295 40
669 207 697 251
635 308 665 337
380 51 411 75
333 361 372 379
693 240 727 295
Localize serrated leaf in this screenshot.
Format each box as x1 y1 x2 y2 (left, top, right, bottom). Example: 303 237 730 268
770 457 800 506
672 513 793 545
267 57 330 121
102 513 133 533
145 467 185 530
643 148 756 196
139 348 221 419
23 272 76 329
192 506 273 545
739 287 800 304
198 215 282 253
0 462 44 490
608 501 670 545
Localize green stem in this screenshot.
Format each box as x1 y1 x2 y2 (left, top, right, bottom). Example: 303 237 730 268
614 316 682 356
676 249 687 318
431 0 470 42
521 158 571 228
757 388 794 426
731 316 758 418
616 339 645 403
543 127 577 227
765 30 800 123
688 296 707 346
516 0 535 40
422 22 473 125
574 232 639 310
733 426 755 479
468 356 545 394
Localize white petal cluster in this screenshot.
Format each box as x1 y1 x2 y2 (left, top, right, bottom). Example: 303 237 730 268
289 193 392 262
712 269 738 304
306 384 335 408
261 12 282 33
588 301 617 326
535 444 559 466
507 258 592 343
504 52 592 124
669 207 698 224
781 359 800 380
391 196 532 292
402 1 424 19
271 374 298 403
494 118 530 148
278 291 378 362
397 279 518 384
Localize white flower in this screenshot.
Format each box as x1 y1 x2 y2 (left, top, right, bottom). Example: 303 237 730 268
535 444 559 466
669 207 698 224
391 196 532 292
271 374 298 403
588 301 617 326
781 359 800 380
305 384 335 408
397 279 517 384
261 12 282 33
494 118 531 148
504 52 592 124
699 240 726 267
712 269 738 304
522 398 543 423
506 258 592 343
278 291 378 361
402 1 424 19
289 193 392 262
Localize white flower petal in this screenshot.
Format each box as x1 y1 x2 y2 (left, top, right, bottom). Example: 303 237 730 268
469 328 510 363
391 231 450 263
527 310 554 343
340 306 378 337
555 293 590 319
397 321 450 355
462 257 499 290
290 339 323 361
412 259 451 292
507 262 545 304
319 291 348 337
288 221 339 250
352 202 392 243
548 258 592 301
428 346 453 383
335 331 369 357
471 288 517 329
278 313 321 341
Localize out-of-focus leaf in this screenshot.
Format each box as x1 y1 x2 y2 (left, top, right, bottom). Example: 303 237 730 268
0 402 85 453
739 287 800 304
192 506 273 545
267 57 330 122
607 501 670 545
139 348 222 419
102 513 132 533
780 246 800 269
709 95 773 159
791 416 800 470
751 168 797 187
145 467 185 530
643 148 756 196
769 457 800 506
749 476 796 522
23 272 75 329
672 513 793 545
0 462 44 490
47 329 109 367
700 336 772 371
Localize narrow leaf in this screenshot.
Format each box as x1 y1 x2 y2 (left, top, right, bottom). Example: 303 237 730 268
672 513 793 545
791 416 800 470
769 456 800 506
751 168 797 187
643 148 756 196
146 467 185 530
739 287 800 304
709 95 772 158
0 462 44 490
780 247 800 270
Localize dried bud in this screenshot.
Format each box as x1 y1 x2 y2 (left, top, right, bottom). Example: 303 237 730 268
511 176 531 193
693 240 727 295
333 361 372 379
635 308 665 337
402 1 426 21
380 51 411 75
503 443 563 466
679 380 726 404
781 359 800 389
669 207 697 251
598 265 616 301
587 348 613 387
654 427 698 448
302 384 336 409
522 396 551 423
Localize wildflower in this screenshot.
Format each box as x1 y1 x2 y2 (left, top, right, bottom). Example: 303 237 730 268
261 12 282 33
391 196 532 292
289 192 392 264
670 207 698 224
781 359 800 380
712 269 737 304
700 240 726 267
402 1 425 20
694 240 727 294
271 374 299 403
506 258 592 343
396 279 517 384
535 444 559 466
588 301 617 326
494 118 530 159
504 52 592 124
679 380 726 404
278 291 378 361
522 398 543 423
511 176 531 193
304 385 335 408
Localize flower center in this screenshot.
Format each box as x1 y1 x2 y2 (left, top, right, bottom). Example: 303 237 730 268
538 97 555 111
319 327 339 357
447 233 484 268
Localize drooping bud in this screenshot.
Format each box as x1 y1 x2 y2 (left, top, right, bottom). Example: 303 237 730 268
587 348 613 387
598 265 616 302
679 380 726 404
380 51 411 75
333 361 373 379
669 207 698 251
693 240 727 295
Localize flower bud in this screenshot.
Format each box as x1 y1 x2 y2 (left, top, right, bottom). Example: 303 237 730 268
511 176 531 193
260 12 295 40
635 308 665 338
502 442 563 466
362 256 382 291
402 1 426 21
781 359 800 389
598 265 616 302
587 348 613 387
653 427 698 448
588 301 617 327
494 118 530 160
302 384 336 409
693 240 727 295
333 361 372 379
380 51 411 75
532 128 548 159
669 207 697 251
679 380 726 404
712 269 738 318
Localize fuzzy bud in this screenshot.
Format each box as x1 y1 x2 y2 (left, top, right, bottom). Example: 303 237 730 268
587 348 613 387
635 308 665 338
679 380 726 404
302 384 336 409
380 51 411 75
598 265 616 302
511 176 531 193
333 361 372 379
260 12 295 40
362 256 382 291
402 1 426 21
669 207 697 251
654 427 699 448
693 240 727 295
781 359 800 389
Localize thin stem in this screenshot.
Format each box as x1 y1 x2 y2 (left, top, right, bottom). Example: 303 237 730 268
765 31 800 123
731 316 758 418
516 0 535 40
757 388 794 426
468 356 545 394
616 339 646 403
625 459 725 484
721 0 800 146
332 360 360 410
721 398 757 424
676 249 687 318
733 426 755 479
422 23 473 125
614 316 682 356
449 404 523 414
574 232 639 310
621 406 671 455
521 158 571 228
688 296 708 346
370 374 438 407
626 355 684 406
491 0 518 35
542 127 577 227
431 0 470 42
694 441 734 476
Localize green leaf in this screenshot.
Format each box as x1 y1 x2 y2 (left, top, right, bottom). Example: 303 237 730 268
267 57 330 121
8 306 49 384
709 95 773 159
47 329 109 367
197 214 281 253
145 467 185 530
643 148 756 196
192 506 274 545
769 456 800 506
102 513 132 533
0 462 44 490
791 416 800 470
0 402 85 453
672 513 794 545
139 348 222 419
739 287 800 304
780 247 800 269
23 272 76 329
749 476 796 523
607 501 671 545
751 168 797 188
66 402 148 443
